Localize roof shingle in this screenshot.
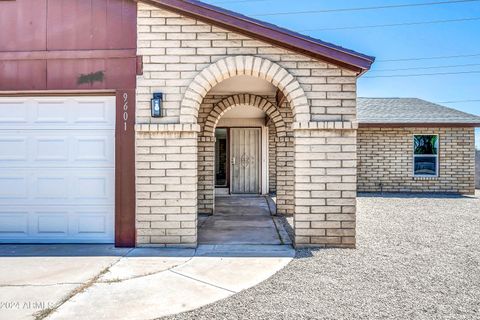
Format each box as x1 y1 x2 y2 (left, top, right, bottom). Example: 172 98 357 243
357 98 480 126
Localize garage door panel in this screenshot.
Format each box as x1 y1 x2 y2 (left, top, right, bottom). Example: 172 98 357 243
0 169 114 205
75 135 113 162
0 212 29 235
35 176 69 200
76 210 113 235
0 96 115 243
35 136 69 161
0 136 28 161
0 206 114 243
36 213 68 234
0 100 29 124
0 131 114 167
0 176 28 199
73 100 112 125
36 101 70 124
0 97 115 130
73 171 115 202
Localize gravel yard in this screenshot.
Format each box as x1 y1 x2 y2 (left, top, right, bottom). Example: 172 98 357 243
163 192 480 320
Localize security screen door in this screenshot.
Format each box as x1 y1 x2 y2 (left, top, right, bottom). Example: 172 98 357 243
230 128 261 194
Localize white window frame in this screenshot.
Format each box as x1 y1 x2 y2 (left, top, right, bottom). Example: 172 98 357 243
413 134 439 178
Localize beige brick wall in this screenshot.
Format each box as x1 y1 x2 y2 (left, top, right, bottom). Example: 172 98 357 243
276 135 295 215
136 4 357 125
358 127 476 195
136 3 361 248
136 124 199 247
268 119 277 193
294 126 357 248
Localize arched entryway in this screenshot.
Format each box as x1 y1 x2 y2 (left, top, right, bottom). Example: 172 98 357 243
179 56 310 124
178 55 310 245
197 94 294 216
197 93 294 244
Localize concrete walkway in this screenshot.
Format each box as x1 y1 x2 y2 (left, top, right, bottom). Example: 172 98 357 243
198 196 291 245
0 244 294 320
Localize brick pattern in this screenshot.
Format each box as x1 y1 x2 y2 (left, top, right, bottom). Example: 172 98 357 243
197 135 215 214
268 119 277 193
180 55 311 124
358 128 476 195
294 128 357 248
136 125 199 247
275 135 295 215
136 3 360 248
137 4 357 126
202 94 286 136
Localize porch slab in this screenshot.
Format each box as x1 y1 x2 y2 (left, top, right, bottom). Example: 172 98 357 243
198 196 284 245
215 196 270 209
201 215 275 228
214 205 271 216
198 227 282 245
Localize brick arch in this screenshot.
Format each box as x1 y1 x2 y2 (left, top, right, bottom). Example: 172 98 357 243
180 56 310 124
202 94 287 137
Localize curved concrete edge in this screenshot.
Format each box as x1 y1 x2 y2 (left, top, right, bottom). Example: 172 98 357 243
174 245 295 293
47 245 295 320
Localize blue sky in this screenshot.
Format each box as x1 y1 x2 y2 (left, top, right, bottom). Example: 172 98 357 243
204 0 480 148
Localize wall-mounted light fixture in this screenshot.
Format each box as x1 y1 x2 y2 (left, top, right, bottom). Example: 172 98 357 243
151 93 163 118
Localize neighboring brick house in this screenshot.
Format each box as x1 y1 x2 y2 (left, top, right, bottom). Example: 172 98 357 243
357 98 480 194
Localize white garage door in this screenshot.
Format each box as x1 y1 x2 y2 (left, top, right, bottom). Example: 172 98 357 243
0 96 115 243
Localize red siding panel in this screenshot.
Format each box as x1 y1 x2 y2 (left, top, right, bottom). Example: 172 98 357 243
47 0 136 50
107 0 137 50
47 59 107 90
0 0 47 52
106 58 137 88
0 0 137 91
91 0 109 49
0 60 47 90
46 58 136 90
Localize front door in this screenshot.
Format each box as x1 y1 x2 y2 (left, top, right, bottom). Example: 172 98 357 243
230 128 261 194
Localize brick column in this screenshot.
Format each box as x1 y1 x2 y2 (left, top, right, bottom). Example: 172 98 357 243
276 136 295 215
293 122 357 248
135 124 199 248
197 136 215 214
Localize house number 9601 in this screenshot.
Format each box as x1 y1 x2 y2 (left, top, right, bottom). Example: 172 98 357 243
123 92 129 132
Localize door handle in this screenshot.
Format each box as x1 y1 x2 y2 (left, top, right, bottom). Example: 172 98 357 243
231 157 236 165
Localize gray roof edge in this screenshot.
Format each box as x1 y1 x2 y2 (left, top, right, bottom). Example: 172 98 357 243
357 97 480 125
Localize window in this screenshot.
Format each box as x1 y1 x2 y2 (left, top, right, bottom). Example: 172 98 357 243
413 135 439 177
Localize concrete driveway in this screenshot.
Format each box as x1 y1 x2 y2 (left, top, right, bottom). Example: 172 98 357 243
0 244 294 320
